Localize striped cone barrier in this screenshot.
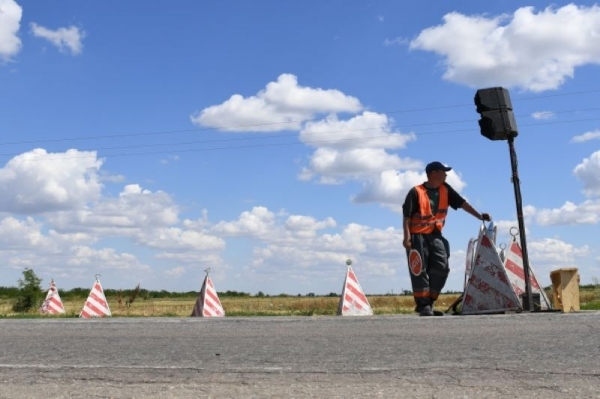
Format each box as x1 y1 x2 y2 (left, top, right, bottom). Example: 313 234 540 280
337 260 373 316
503 236 552 310
461 227 521 315
40 279 66 315
191 269 225 317
79 276 112 318
464 237 476 291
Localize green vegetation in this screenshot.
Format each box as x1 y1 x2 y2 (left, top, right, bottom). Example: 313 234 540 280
1 269 599 317
11 268 43 313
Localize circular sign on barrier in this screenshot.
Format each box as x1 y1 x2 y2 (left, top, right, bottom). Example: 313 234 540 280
408 249 423 276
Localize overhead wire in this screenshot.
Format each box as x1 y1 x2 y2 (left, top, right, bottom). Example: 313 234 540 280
2 87 600 148
1 88 600 163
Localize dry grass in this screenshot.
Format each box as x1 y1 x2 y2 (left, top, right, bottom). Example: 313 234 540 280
0 295 460 318
2 287 598 317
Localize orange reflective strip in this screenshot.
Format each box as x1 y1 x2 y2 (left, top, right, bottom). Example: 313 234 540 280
413 291 430 298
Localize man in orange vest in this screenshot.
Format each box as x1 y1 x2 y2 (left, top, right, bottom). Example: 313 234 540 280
402 161 491 316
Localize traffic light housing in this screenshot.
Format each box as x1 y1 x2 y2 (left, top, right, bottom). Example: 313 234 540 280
474 87 518 140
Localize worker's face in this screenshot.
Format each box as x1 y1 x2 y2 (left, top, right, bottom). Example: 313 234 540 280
430 169 447 183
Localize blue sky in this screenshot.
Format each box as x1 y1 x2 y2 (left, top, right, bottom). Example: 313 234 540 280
1 0 599 296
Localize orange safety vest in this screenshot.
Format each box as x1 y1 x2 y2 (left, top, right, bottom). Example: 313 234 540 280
409 184 448 234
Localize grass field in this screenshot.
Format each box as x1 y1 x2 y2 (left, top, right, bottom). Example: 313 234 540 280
0 294 459 318
1 286 599 317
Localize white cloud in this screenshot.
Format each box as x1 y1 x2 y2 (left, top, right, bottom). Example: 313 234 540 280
0 0 22 62
0 216 55 250
299 112 418 184
47 184 182 239
516 155 600 254
535 200 600 226
0 215 152 283
571 130 600 143
410 5 600 91
190 74 362 132
213 206 277 238
352 169 424 208
30 23 85 55
531 111 555 120
242 217 404 292
284 215 336 238
528 238 589 271
0 149 103 213
353 168 468 212
573 151 600 197
300 112 415 150
136 227 224 251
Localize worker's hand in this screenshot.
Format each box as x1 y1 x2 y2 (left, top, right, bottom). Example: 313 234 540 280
403 237 412 250
481 213 491 221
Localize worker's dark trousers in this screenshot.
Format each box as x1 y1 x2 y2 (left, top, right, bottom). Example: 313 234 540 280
407 232 450 311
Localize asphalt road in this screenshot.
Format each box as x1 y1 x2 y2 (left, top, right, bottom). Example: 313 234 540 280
1 312 599 398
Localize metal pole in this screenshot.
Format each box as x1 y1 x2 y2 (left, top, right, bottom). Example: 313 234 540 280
507 136 534 311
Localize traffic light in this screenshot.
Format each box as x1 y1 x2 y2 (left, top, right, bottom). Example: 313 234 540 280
474 87 518 140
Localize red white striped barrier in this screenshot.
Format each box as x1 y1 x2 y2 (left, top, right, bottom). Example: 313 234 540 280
503 239 551 310
191 271 225 317
40 279 66 315
80 277 112 318
337 265 373 316
462 228 521 315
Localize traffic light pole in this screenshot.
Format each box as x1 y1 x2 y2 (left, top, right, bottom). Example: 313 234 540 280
507 135 534 311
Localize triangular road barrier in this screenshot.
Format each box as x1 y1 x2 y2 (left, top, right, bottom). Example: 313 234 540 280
337 262 373 316
191 269 225 317
40 279 66 315
503 237 552 310
464 237 476 291
80 275 112 318
461 228 521 315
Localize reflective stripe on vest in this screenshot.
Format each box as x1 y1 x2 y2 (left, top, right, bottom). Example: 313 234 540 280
409 184 448 234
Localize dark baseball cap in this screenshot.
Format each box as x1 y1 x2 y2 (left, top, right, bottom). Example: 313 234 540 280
425 161 452 174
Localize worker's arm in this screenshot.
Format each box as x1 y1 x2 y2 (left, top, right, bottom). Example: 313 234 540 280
461 201 491 221
403 217 411 250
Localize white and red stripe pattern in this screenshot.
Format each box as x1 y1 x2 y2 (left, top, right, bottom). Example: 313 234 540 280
79 278 112 318
337 266 373 316
191 273 225 317
40 279 66 315
503 239 551 310
462 229 521 315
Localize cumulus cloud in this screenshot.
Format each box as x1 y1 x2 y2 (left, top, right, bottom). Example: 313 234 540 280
190 74 362 132
220 209 404 293
410 4 600 91
298 112 418 185
528 237 589 266
136 227 224 252
30 23 85 55
213 206 277 238
46 183 178 234
571 130 600 143
0 0 22 62
353 168 467 211
573 151 600 197
0 216 55 251
535 200 600 225
300 112 414 150
0 214 152 283
0 149 103 214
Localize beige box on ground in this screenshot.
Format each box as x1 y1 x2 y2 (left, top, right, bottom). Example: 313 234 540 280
550 268 580 313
